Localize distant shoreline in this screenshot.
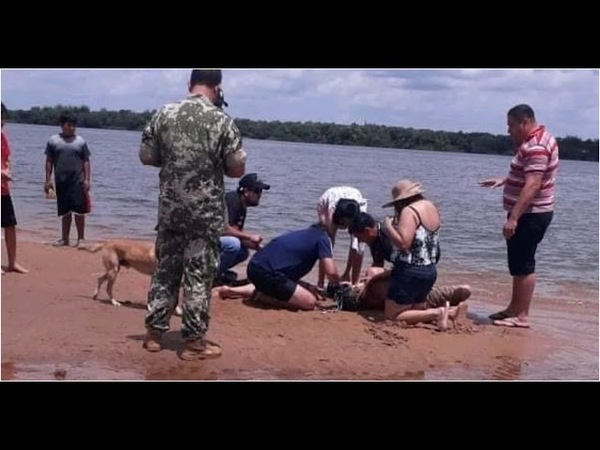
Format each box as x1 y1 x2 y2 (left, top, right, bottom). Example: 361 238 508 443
5 105 598 161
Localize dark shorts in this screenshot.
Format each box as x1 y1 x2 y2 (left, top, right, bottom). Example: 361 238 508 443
387 262 437 305
1 195 17 228
56 180 90 217
247 262 297 302
507 212 553 276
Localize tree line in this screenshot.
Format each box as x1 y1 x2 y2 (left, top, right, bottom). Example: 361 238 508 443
7 105 598 161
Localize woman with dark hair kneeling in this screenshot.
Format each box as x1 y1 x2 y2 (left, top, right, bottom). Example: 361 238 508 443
379 179 454 330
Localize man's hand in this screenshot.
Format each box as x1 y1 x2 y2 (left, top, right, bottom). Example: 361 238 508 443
242 233 263 250
503 216 518 239
1 169 13 181
44 181 54 193
479 178 505 189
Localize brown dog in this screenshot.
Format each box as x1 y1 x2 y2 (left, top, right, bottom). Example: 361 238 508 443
79 239 156 306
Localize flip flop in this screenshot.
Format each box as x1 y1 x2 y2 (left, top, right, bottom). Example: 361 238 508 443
493 317 531 328
489 310 509 321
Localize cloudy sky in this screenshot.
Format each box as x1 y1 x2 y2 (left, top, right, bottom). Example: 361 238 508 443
1 69 598 140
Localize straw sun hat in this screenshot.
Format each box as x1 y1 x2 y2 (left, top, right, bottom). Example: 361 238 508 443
382 179 425 208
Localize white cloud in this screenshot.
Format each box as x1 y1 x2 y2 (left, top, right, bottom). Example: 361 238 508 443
1 68 598 139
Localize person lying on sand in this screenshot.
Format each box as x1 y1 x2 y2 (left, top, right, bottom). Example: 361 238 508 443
217 268 471 331
330 268 470 330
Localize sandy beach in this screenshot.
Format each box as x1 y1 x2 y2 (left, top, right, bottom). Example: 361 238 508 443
1 234 598 381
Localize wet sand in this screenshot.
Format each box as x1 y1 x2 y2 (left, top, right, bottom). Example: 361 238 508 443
1 236 598 381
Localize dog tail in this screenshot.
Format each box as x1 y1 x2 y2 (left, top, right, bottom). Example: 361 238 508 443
78 243 104 253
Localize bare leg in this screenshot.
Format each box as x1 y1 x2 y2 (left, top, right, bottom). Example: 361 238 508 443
511 274 535 322
4 226 28 273
490 275 535 321
385 300 445 327
500 280 520 316
60 214 72 244
217 283 255 299
287 284 317 310
75 214 85 245
449 302 469 327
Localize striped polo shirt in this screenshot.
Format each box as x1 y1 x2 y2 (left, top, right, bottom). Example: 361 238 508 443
503 125 559 214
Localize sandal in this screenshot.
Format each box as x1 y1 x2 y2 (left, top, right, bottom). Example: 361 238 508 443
493 317 531 328
52 239 70 247
488 310 509 321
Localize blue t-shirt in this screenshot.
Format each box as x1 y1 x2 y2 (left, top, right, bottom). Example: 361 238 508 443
250 225 333 281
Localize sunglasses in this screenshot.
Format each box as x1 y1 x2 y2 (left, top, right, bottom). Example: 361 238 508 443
251 188 263 194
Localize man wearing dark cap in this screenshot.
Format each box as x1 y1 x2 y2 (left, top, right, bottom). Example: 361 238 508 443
139 69 247 361
216 173 270 285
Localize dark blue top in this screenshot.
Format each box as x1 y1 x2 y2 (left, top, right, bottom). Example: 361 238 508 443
250 225 333 281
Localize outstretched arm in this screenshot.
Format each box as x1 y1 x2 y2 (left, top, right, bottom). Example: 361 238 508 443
478 177 506 189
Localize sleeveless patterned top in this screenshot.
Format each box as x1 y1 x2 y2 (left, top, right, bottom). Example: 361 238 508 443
391 206 440 266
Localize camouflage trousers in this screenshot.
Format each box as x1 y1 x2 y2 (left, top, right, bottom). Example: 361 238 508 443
145 228 220 341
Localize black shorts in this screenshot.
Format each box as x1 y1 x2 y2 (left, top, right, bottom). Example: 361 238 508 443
56 180 90 217
1 195 17 228
507 212 553 276
247 262 297 302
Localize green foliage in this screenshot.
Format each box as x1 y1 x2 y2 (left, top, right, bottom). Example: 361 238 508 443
6 105 598 161
9 105 156 132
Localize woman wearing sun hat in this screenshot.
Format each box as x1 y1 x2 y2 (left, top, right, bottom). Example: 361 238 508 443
381 179 455 330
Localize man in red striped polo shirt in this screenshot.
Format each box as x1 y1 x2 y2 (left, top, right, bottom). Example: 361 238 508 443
479 104 558 328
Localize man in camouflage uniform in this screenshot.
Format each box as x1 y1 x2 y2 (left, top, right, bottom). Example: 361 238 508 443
139 69 246 361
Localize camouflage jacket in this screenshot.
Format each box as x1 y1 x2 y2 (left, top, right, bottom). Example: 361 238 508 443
140 94 244 237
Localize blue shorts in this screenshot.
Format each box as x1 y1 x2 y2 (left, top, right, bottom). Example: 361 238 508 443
247 262 297 302
507 212 553 276
387 263 437 305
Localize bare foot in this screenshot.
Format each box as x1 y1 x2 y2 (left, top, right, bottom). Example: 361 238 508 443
216 286 235 299
437 302 450 331
450 302 469 327
7 263 29 274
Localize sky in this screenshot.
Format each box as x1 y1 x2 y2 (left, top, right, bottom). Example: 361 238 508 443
1 69 598 140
